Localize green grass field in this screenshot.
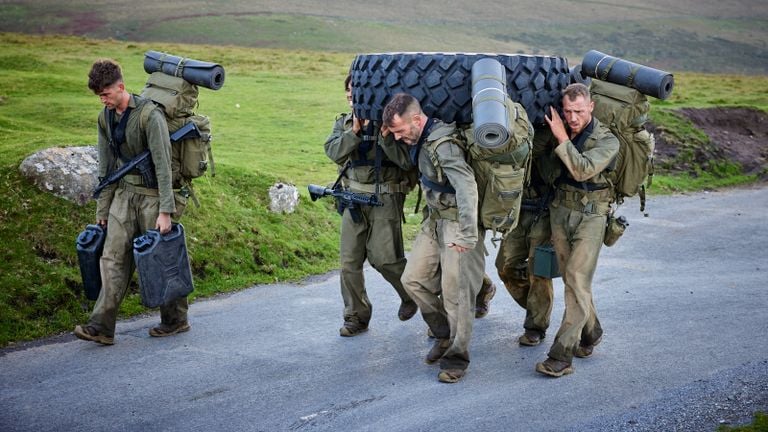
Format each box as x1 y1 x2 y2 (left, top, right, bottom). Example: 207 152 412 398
1 0 767 74
0 32 766 346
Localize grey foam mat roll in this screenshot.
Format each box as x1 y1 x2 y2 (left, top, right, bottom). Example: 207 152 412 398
472 58 510 148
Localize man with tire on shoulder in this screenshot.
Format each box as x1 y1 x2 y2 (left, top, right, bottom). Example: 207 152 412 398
495 127 558 347
382 93 484 384
324 75 418 337
535 83 619 377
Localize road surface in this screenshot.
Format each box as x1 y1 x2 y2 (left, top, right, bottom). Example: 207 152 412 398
2 186 767 431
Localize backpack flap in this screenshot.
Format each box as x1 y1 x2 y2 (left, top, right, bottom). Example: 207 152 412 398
140 72 199 118
590 80 654 207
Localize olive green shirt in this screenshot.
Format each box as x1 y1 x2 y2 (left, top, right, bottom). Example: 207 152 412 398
324 113 412 189
96 94 175 219
420 120 479 248
553 117 619 190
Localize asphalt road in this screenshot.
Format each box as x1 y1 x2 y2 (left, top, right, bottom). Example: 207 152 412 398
2 187 767 432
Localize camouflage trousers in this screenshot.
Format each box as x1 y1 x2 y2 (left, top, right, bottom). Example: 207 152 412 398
495 209 554 336
88 188 188 337
339 192 411 325
546 201 606 363
401 218 486 371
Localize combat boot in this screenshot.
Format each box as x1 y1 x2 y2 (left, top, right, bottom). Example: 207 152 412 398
74 325 114 345
339 317 368 337
535 357 573 377
149 321 191 337
475 280 497 318
518 329 545 346
398 300 418 321
574 335 602 358
425 338 451 364
438 368 466 384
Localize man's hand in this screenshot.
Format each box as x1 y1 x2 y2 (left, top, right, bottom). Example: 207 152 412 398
544 106 569 145
380 123 390 137
156 212 172 234
351 114 369 135
447 243 469 253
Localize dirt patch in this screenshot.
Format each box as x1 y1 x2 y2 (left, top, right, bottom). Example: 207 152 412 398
651 107 768 180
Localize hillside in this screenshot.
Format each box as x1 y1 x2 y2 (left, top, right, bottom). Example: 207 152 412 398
1 0 767 74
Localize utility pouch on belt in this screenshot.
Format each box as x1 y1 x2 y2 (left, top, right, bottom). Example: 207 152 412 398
133 223 194 308
533 245 561 279
76 224 107 300
604 215 629 247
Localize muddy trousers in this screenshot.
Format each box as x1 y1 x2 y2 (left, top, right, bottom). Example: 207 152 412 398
339 193 411 325
401 218 485 371
547 203 605 363
88 188 188 337
495 210 554 336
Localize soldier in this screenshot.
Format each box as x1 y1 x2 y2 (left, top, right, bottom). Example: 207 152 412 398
383 93 485 384
495 128 558 346
536 83 619 377
324 75 418 337
74 59 189 345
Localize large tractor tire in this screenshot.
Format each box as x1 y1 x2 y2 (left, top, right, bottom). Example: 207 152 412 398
350 53 570 127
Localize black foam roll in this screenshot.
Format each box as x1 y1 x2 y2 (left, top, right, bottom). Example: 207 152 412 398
143 51 225 90
581 50 673 100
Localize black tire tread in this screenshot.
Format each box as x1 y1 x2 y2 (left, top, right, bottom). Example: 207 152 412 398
350 53 570 126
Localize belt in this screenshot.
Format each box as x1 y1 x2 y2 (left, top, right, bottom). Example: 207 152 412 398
122 174 144 186
553 188 611 215
118 179 159 196
345 180 409 194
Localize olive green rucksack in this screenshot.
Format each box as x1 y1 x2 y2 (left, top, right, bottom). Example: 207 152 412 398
139 72 214 205
590 79 655 212
427 99 533 237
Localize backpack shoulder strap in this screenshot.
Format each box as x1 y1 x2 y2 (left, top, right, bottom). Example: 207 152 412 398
136 96 158 130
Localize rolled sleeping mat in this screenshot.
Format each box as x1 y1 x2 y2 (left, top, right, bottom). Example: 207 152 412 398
471 57 510 148
581 50 674 100
143 50 225 90
569 64 592 86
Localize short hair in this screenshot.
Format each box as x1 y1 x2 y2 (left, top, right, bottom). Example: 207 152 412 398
88 59 123 93
344 74 352 91
562 83 591 102
382 93 421 126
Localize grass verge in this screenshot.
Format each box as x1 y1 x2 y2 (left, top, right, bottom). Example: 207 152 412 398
0 33 765 346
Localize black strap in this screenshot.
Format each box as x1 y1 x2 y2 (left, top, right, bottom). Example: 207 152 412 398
420 174 456 194
409 117 434 167
106 105 134 162
556 119 599 192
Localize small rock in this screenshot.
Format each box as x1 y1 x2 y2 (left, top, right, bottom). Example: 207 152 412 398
19 146 100 206
268 182 299 214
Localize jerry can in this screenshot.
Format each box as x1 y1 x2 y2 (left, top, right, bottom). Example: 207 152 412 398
533 245 561 279
133 223 194 308
76 224 106 300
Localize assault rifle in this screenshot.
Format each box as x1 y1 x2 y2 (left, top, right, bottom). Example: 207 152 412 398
170 121 201 143
307 184 382 223
93 121 201 199
92 150 157 198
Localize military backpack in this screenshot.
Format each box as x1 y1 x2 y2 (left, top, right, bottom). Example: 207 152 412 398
590 79 655 212
139 72 214 205
426 98 533 237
